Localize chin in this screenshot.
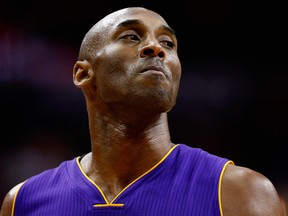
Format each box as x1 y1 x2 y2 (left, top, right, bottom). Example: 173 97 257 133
142 97 174 113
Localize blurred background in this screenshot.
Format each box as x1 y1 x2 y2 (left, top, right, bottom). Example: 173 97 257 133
1 0 287 204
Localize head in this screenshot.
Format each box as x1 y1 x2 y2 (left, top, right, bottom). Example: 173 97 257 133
73 7 182 114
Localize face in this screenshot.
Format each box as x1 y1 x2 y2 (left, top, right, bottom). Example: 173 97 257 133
83 7 182 113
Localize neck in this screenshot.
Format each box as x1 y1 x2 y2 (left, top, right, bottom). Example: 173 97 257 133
90 112 172 171
81 111 174 202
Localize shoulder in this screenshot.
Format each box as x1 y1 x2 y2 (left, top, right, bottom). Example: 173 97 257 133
0 182 24 216
221 163 285 216
0 157 78 216
177 144 231 169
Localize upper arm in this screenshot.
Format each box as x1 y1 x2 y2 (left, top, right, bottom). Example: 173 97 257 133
0 182 24 216
221 164 285 216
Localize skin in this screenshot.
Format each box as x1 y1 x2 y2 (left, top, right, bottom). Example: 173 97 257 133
0 7 285 216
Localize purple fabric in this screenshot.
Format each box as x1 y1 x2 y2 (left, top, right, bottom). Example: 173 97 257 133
14 144 230 216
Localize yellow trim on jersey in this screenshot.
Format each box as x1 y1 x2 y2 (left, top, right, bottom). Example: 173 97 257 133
94 203 124 207
77 144 179 207
218 160 234 216
11 181 26 216
76 158 111 204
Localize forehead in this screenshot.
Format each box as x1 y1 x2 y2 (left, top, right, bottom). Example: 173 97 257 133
98 7 170 32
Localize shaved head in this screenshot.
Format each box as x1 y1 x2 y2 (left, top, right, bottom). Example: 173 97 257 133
78 7 169 61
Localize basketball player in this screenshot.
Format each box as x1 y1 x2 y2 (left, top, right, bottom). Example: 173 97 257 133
0 7 284 216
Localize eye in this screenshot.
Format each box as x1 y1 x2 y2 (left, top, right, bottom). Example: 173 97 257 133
121 34 140 41
161 40 175 49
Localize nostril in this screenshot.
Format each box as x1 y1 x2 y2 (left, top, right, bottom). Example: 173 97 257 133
143 49 154 55
158 51 165 58
140 45 166 59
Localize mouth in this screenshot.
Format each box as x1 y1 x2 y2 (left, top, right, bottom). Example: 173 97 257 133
140 66 167 78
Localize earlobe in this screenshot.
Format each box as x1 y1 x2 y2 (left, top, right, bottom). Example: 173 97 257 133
73 60 94 87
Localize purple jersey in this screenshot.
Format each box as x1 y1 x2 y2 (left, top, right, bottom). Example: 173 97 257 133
13 144 233 215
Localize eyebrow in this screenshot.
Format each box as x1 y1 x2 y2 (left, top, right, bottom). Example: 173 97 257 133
116 19 176 36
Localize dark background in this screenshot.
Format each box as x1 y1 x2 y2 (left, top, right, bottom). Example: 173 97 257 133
1 0 287 202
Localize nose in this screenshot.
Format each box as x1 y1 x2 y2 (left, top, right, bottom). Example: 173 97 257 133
140 43 166 60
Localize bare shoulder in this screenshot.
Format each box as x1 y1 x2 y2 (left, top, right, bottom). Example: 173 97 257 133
221 163 285 216
0 182 24 216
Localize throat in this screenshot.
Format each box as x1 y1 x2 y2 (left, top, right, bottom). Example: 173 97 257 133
80 152 148 202
80 142 175 202
97 177 129 203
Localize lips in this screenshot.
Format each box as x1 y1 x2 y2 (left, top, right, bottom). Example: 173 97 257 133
140 66 167 78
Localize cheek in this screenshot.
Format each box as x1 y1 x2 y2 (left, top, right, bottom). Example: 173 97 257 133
171 60 182 86
93 46 128 83
93 62 131 102
97 46 134 79
171 64 182 101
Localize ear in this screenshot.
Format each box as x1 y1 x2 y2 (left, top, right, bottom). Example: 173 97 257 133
73 60 95 88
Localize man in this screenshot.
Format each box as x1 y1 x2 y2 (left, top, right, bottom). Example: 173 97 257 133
0 7 284 216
